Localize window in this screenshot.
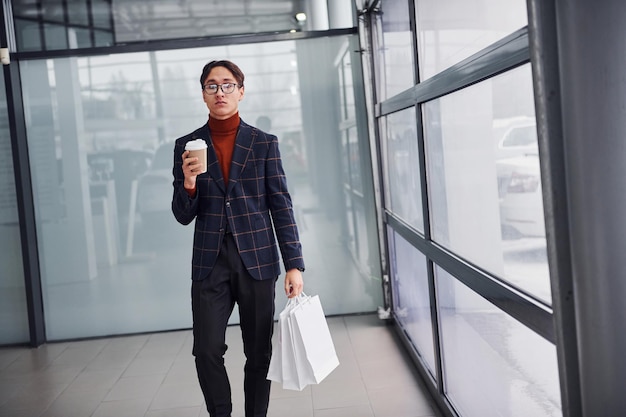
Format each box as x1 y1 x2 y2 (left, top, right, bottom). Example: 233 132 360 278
436 267 561 416
383 108 424 232
415 0 528 80
424 65 550 303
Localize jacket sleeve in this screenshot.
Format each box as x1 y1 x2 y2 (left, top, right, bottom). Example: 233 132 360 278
171 139 198 225
265 136 305 271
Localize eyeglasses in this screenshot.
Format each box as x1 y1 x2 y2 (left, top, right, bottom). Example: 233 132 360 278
202 83 239 95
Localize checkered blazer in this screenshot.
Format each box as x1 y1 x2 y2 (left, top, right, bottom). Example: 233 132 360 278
171 119 304 281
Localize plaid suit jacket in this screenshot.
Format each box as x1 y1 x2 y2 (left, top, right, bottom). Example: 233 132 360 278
171 119 304 281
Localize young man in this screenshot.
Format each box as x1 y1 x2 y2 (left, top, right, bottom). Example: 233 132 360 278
171 60 305 417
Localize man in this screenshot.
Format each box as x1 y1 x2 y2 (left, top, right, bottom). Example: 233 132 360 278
171 60 305 417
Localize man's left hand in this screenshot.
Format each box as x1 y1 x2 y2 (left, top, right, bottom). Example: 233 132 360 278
285 268 304 298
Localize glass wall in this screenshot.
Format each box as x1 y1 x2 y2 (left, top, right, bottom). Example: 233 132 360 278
375 0 415 100
335 38 381 289
414 0 528 80
383 108 423 233
425 65 549 303
19 35 382 340
11 0 355 52
13 0 114 51
390 229 435 375
362 0 561 416
0 70 29 344
437 268 560 416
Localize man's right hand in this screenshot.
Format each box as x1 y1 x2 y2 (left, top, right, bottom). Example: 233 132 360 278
182 150 200 189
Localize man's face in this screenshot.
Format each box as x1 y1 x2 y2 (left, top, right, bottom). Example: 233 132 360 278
202 66 244 120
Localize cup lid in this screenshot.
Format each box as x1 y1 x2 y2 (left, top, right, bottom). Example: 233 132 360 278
185 138 208 150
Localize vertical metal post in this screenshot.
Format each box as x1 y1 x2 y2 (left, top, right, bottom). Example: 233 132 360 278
1 0 46 346
358 3 390 307
547 0 626 414
526 0 581 415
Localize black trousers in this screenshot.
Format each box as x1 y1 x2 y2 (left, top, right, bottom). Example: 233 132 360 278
192 233 276 417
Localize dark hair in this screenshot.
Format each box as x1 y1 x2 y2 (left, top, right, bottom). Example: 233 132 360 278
200 60 245 88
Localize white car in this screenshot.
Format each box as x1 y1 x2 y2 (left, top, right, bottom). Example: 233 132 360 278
495 120 546 238
495 117 538 159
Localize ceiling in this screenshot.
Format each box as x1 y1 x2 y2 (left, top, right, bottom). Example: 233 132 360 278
112 0 308 42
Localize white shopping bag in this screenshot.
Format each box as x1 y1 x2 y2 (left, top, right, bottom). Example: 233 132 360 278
266 308 284 383
267 298 304 390
290 295 339 386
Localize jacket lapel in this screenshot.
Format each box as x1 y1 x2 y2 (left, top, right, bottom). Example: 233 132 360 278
227 123 255 195
195 124 226 193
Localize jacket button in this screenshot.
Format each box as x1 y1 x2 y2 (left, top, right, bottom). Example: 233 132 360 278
219 228 224 232
225 201 231 207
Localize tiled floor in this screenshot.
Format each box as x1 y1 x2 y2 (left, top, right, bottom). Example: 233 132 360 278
0 314 441 417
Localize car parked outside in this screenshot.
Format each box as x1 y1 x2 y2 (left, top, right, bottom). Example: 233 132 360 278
495 118 546 238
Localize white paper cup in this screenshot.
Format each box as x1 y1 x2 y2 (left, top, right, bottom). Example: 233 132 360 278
185 139 208 173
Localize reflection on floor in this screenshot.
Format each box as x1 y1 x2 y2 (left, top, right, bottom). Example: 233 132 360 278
0 314 441 417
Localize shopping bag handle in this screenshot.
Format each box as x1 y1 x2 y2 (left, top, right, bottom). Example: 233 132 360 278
294 292 310 304
283 293 309 309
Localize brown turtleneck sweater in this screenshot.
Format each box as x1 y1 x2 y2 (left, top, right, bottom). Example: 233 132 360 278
186 113 239 197
209 112 240 184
